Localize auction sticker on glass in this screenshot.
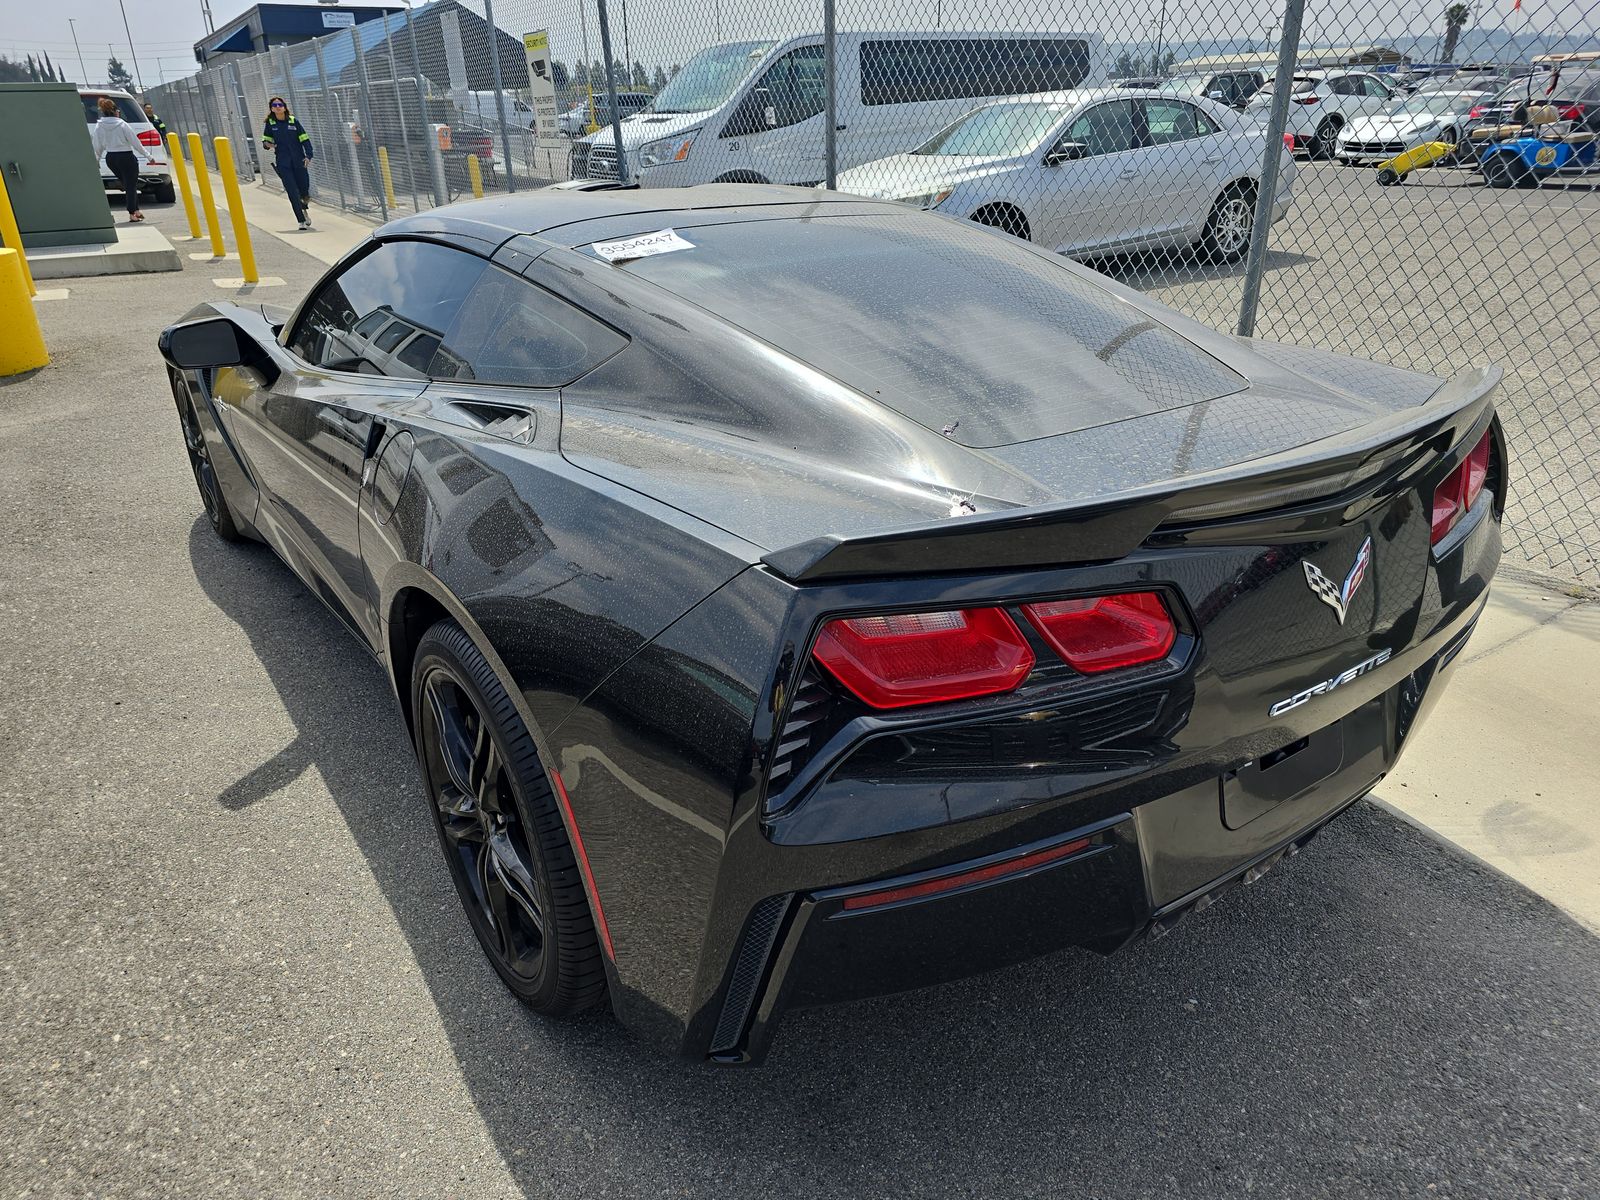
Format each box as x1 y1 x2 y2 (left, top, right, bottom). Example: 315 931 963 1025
590 230 695 264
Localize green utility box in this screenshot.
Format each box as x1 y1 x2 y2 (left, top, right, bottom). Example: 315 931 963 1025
0 82 116 248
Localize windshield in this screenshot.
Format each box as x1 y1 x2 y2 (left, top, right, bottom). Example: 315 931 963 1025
913 102 1067 157
1385 93 1476 117
1250 77 1317 103
1158 77 1209 97
647 41 775 114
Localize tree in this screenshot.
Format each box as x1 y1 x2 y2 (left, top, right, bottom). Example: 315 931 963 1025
42 50 60 81
550 59 569 91
651 65 667 93
0 56 31 83
107 55 134 91
669 63 681 79
631 60 648 89
26 53 39 81
1162 50 1177 74
1442 3 1470 63
1115 51 1135 79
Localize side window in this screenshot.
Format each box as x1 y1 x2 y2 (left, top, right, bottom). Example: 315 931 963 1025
860 38 1091 106
289 241 485 378
1064 100 1136 157
1144 99 1208 145
429 266 627 389
755 45 826 129
1362 75 1391 98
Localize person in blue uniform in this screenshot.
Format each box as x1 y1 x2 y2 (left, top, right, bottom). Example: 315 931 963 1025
261 97 314 229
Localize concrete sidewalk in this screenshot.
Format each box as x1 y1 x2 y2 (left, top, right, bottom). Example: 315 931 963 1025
1377 571 1600 932
185 165 377 267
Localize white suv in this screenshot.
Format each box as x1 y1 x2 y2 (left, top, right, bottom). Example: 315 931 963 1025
1246 70 1397 158
79 88 175 204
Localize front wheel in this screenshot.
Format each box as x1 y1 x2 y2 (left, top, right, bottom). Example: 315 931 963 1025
1309 117 1342 159
970 203 1031 242
172 370 242 542
1482 154 1521 188
412 619 608 1017
1197 185 1256 262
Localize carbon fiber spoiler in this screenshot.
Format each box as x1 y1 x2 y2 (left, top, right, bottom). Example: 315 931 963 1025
761 367 1501 583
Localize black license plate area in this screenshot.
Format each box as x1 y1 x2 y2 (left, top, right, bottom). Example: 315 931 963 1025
1223 722 1345 829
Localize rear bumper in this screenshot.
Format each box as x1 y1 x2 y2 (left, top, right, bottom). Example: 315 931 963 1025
701 590 1486 1065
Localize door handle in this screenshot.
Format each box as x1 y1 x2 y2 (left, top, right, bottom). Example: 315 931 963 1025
835 124 847 131
1203 154 1223 163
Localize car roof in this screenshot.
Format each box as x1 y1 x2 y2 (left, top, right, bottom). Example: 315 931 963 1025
379 184 893 247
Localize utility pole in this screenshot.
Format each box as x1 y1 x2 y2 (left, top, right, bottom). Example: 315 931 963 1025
67 19 89 84
200 0 216 35
114 0 146 91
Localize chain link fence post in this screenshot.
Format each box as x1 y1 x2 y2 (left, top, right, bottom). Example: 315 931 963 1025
1236 0 1305 337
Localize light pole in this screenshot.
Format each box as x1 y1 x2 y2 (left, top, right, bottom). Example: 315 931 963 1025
1152 0 1169 77
67 19 89 84
114 0 146 91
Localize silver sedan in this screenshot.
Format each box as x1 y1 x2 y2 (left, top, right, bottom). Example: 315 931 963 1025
837 89 1297 262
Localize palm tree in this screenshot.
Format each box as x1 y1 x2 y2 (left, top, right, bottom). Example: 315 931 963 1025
1442 3 1471 63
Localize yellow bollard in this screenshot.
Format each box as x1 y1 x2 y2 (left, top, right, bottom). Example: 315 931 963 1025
0 167 35 297
466 153 484 199
167 132 202 240
212 138 258 285
0 249 48 376
377 146 397 209
186 132 225 258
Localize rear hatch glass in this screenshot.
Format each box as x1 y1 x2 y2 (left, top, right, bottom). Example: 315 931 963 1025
82 93 146 124
601 214 1246 448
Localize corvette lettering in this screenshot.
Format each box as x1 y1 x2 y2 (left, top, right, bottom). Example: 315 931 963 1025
1268 648 1393 717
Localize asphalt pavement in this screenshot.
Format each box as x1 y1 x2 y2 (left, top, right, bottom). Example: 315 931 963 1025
2 201 1599 1200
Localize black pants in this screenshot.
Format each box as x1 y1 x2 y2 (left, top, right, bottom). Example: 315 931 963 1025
106 151 141 215
274 160 310 223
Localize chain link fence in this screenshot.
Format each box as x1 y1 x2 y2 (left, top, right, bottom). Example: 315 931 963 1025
148 0 1599 581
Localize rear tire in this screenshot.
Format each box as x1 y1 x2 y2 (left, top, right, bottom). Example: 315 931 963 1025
1376 167 1400 186
1482 154 1521 188
151 180 177 204
970 203 1031 242
1197 184 1256 262
1309 117 1342 159
411 619 607 1017
713 170 770 184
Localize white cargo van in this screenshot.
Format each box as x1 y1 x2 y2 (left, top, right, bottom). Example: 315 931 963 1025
571 31 1102 187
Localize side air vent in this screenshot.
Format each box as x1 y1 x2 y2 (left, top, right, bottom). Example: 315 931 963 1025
710 893 792 1055
448 401 537 444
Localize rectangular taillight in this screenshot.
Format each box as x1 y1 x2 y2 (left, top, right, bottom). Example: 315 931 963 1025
137 129 162 146
811 592 1177 709
1430 429 1494 546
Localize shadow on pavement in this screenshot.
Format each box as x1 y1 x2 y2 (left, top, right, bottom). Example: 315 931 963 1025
189 520 1600 1199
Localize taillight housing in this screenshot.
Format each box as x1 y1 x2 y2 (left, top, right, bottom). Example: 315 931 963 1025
812 608 1034 709
811 591 1178 709
1430 429 1494 546
1468 105 1484 118
137 129 162 146
1293 94 1321 105
1560 103 1585 121
1022 592 1177 673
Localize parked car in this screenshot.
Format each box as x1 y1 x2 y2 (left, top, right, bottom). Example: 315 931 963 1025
1465 67 1600 146
1114 76 1165 90
1158 69 1265 109
157 184 1504 1066
457 90 537 130
1335 89 1492 164
557 91 654 137
836 89 1295 262
571 31 1104 185
78 87 174 204
1245 69 1398 157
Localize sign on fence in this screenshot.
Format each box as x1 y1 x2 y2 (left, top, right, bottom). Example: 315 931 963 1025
522 29 561 145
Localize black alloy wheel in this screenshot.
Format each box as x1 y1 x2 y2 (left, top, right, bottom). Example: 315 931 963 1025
411 619 607 1016
173 370 241 542
1310 117 1343 159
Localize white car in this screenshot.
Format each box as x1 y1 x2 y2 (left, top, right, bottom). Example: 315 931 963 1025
836 89 1296 263
79 87 174 204
1335 89 1491 164
1245 69 1397 158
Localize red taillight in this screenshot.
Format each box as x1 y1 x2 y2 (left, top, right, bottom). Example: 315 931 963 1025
1468 106 1484 118
1022 591 1177 673
812 608 1034 709
1294 94 1321 105
1283 133 1296 150
137 129 162 146
1430 430 1494 546
1560 103 1584 120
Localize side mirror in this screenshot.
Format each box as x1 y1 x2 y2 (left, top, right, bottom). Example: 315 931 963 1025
1044 141 1088 165
160 316 247 370
1208 90 1227 102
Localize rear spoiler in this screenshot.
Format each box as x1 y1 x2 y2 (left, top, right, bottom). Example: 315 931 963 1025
761 368 1501 583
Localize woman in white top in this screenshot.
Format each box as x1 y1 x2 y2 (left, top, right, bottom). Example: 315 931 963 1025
92 96 156 222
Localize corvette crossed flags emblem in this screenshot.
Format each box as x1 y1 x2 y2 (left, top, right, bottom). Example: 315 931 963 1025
1302 536 1373 625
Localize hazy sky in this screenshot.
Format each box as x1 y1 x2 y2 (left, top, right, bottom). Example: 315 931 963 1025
3 0 1592 88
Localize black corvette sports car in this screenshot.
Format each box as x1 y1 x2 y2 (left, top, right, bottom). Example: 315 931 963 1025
160 185 1503 1065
